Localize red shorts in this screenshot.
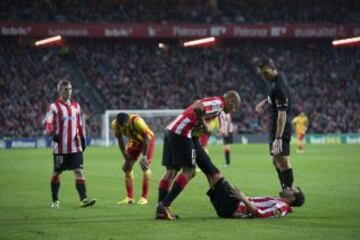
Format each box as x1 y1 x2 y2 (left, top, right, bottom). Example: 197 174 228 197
297 133 305 141
199 135 210 147
126 137 155 163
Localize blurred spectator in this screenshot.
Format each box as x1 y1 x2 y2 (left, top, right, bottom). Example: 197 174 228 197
0 0 358 24
1 40 359 138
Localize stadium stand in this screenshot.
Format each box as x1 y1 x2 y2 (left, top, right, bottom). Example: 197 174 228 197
1 0 359 23
1 40 359 138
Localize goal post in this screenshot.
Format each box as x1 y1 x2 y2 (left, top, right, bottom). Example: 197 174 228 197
102 109 183 147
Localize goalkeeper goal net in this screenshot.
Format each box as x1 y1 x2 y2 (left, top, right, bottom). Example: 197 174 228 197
102 109 183 146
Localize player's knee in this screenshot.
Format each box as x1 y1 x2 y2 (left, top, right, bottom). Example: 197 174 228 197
277 157 291 170
53 171 62 177
191 168 196 177
74 169 83 177
122 163 133 173
272 158 278 167
140 160 150 172
182 168 196 178
164 169 177 181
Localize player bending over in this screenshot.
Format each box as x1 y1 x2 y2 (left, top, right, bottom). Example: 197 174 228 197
112 113 155 205
156 90 241 220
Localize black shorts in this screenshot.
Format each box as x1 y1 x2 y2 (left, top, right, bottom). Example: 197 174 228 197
223 133 234 145
269 122 291 156
162 131 196 170
53 152 83 172
268 136 290 156
193 137 220 176
207 178 239 218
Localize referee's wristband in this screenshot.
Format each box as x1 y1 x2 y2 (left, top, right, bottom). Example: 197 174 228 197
276 136 282 140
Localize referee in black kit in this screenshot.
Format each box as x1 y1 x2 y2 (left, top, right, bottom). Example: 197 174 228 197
255 56 295 190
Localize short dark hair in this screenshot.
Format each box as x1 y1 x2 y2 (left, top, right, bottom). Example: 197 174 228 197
257 56 275 69
116 113 130 126
57 79 71 91
291 187 305 207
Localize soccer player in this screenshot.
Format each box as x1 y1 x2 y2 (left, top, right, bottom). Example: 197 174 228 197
194 129 305 219
44 80 96 208
255 56 295 190
206 173 305 218
112 112 155 205
292 112 308 153
156 90 241 220
222 113 234 167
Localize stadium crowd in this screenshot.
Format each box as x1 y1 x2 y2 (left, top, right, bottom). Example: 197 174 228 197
1 40 359 138
1 0 358 24
0 42 100 138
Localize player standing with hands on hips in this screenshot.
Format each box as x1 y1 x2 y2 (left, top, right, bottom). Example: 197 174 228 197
255 57 296 191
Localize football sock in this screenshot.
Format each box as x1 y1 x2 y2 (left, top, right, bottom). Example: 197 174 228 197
275 168 285 189
158 179 171 203
224 148 231 165
75 178 87 201
51 176 60 202
162 174 189 207
141 169 151 199
125 171 134 199
281 168 294 189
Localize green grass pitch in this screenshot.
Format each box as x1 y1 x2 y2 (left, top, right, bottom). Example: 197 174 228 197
0 144 359 240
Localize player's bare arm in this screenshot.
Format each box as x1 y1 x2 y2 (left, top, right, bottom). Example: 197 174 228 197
193 101 211 134
272 110 287 155
255 98 268 113
140 134 150 171
223 114 231 136
116 133 130 161
44 107 60 142
229 187 258 216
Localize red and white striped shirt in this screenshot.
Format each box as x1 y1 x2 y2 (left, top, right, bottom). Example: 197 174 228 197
44 99 85 154
166 96 225 138
234 196 292 218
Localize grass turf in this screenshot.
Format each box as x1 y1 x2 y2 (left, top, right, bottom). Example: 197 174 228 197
0 144 359 240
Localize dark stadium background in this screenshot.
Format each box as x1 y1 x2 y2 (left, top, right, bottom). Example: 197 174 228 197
0 0 359 142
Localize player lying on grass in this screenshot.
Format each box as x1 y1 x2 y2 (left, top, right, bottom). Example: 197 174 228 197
206 173 305 218
193 125 305 219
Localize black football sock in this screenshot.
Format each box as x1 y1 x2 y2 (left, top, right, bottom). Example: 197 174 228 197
51 176 60 202
275 168 285 189
162 174 189 207
281 169 294 189
76 179 87 201
158 179 170 203
225 150 231 165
